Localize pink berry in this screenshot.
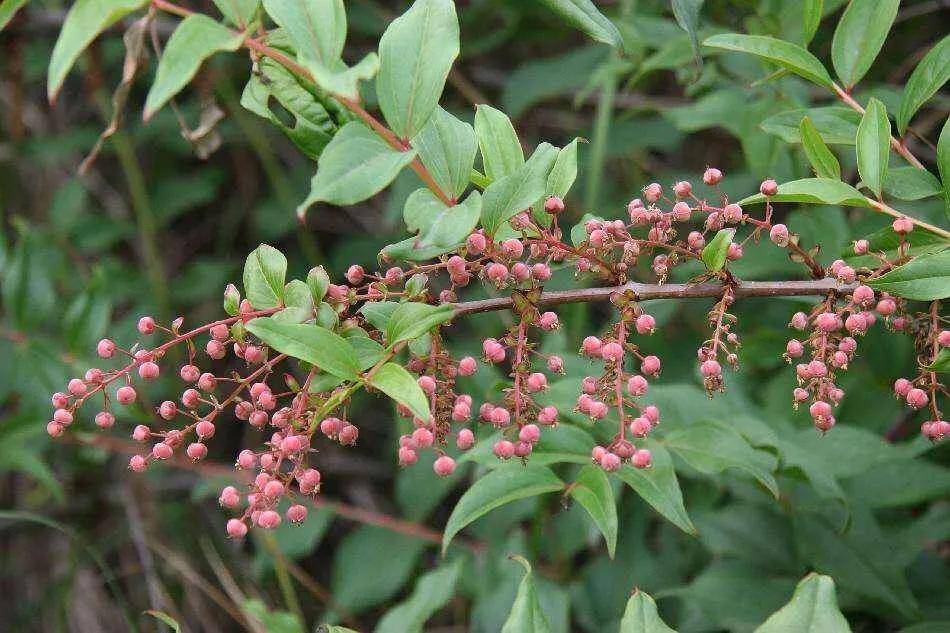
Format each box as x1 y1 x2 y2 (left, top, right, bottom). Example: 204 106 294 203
632 449 652 468
629 416 652 437
493 440 515 459
700 359 722 377
760 179 778 196
581 336 602 356
892 216 913 234
257 510 281 529
456 428 475 450
892 377 911 398
152 442 173 460
186 443 207 461
129 455 147 472
544 196 565 214
641 355 661 376
137 316 156 334
433 455 456 476
673 181 692 198
538 312 559 330
525 372 548 393
338 424 359 445
853 239 869 255
412 427 434 448
46 421 64 437
116 386 137 405
599 452 621 472
703 168 723 185
95 411 115 429
537 406 558 425
97 338 116 358
906 388 928 409
635 314 656 335
346 264 364 285
769 224 789 247
417 375 437 395
67 378 87 396
786 340 804 358
519 424 541 444
398 447 418 466
627 375 649 396
287 504 308 524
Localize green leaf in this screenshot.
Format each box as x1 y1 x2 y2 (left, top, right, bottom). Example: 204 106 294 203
143 15 244 120
739 178 869 207
703 34 833 89
671 0 704 69
144 611 182 632
546 138 580 199
376 0 459 139
475 104 525 181
306 53 380 102
297 122 416 217
385 302 455 347
412 107 477 199
866 249 950 300
619 589 676 633
442 465 563 554
47 0 148 101
614 442 697 535
368 362 430 420
802 0 823 46
375 559 464 633
755 574 850 633
884 166 942 201
0 0 29 32
799 117 841 179
831 0 900 90
536 0 623 50
332 525 428 614
212 0 259 26
855 98 890 198
845 225 949 263
664 419 779 498
307 266 330 304
481 143 558 236
245 318 361 380
897 35 950 135
937 116 950 214
569 465 618 558
501 556 553 633
261 0 345 68
701 228 735 272
242 244 287 309
272 279 314 323
760 107 861 145
926 349 950 372
383 190 481 262
359 301 399 332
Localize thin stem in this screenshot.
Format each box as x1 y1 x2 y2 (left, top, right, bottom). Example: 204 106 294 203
453 279 858 317
831 82 926 170
865 198 950 240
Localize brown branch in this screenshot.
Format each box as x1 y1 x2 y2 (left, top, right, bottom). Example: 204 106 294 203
453 279 859 317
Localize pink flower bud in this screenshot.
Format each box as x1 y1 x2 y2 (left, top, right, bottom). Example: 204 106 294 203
544 196 565 214
635 314 656 335
195 419 215 439
601 342 624 362
722 204 743 224
456 428 475 450
892 216 913 234
511 262 530 281
643 183 662 202
599 452 621 472
398 446 418 466
641 355 661 376
700 359 722 377
853 239 869 255
547 355 563 373
537 406 558 425
417 375 436 395
519 424 541 444
67 378 87 396
490 407 511 427
197 372 217 391
769 224 789 247
257 510 281 529
906 388 928 409
412 427 434 448
320 417 343 438
493 440 515 459
687 231 705 250
786 340 804 358
501 239 524 258
626 375 649 396
532 263 552 281
467 232 487 254
458 356 478 376
137 316 156 335
673 181 692 198
703 168 723 185
97 338 116 358
760 179 778 196
538 311 559 331
486 262 509 284
790 312 808 330
643 405 660 423
338 424 359 445
632 449 652 469
525 372 548 393
588 400 608 419
433 455 456 476
152 442 173 460
581 336 602 356
629 416 652 437
187 442 207 461
346 264 364 285
116 386 137 405
815 312 840 332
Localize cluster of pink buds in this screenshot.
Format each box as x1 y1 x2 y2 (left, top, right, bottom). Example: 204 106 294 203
46 168 946 537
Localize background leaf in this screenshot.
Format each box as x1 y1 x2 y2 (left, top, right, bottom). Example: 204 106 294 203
855 98 890 198
799 116 841 179
896 35 950 135
866 249 950 300
703 34 833 89
619 590 676 633
536 0 623 50
671 0 704 69
501 556 553 633
831 0 900 89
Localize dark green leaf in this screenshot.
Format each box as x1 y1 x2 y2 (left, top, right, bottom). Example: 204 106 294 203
760 107 861 145
937 117 950 214
671 0 704 69
383 190 481 262
897 35 950 135
297 122 416 216
701 228 735 272
799 116 841 179
884 167 942 201
475 105 525 181
376 559 464 633
501 556 553 633
48 0 149 101
307 266 330 303
619 589 676 633
569 465 618 558
261 0 345 68
359 301 399 332
246 318 361 380
0 0 29 32
144 15 245 120
866 249 950 300
614 442 697 535
831 0 900 89
243 244 287 309
754 573 850 633
377 0 460 139
926 349 950 372
212 0 259 27
855 98 890 198
703 34 834 89
802 0 823 46
412 107 477 199
368 362 430 420
481 143 558 236
442 465 563 554
739 178 869 207
536 0 623 50
144 611 182 632
385 302 455 347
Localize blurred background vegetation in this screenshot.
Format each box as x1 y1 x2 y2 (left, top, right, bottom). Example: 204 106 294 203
0 0 947 631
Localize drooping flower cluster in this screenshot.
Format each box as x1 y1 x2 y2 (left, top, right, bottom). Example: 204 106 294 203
46 169 946 536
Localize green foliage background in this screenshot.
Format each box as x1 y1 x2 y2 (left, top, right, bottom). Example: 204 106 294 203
0 0 947 631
